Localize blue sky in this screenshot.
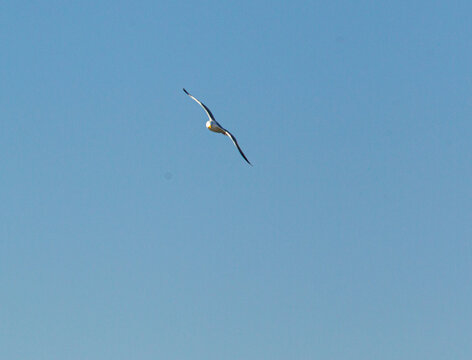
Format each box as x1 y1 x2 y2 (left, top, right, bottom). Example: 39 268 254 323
1 1 471 359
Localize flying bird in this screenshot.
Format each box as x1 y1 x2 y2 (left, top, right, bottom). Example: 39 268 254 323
183 88 252 165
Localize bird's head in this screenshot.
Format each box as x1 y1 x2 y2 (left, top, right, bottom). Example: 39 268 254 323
206 120 212 129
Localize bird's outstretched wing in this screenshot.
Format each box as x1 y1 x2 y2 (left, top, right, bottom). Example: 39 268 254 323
183 88 222 126
225 130 252 166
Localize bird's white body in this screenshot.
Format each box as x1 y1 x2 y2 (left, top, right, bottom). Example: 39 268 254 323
206 120 226 134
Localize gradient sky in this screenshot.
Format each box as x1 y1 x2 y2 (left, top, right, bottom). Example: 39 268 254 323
1 1 471 359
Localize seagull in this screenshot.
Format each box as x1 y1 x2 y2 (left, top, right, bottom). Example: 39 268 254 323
183 88 252 166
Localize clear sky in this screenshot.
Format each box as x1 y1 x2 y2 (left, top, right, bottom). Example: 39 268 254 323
1 1 471 359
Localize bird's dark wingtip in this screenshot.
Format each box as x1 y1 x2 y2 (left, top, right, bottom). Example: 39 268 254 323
183 88 189 95
242 155 252 166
